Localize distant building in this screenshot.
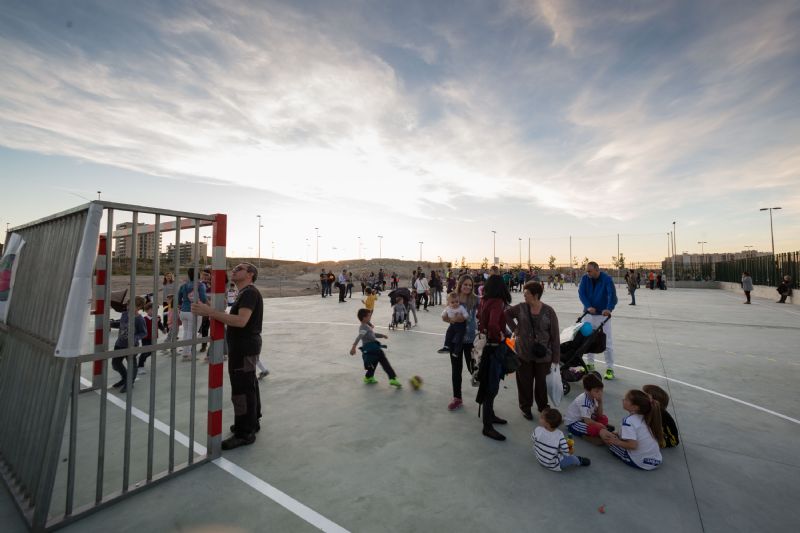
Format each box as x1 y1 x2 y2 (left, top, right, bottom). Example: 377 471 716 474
114 222 161 260
163 241 207 265
666 249 770 266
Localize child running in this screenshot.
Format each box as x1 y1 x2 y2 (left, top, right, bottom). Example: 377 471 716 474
437 292 468 356
533 408 591 471
349 308 402 387
362 287 378 312
563 374 613 444
642 384 680 447
600 390 665 470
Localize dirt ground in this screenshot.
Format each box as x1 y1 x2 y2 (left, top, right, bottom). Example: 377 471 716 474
109 258 450 299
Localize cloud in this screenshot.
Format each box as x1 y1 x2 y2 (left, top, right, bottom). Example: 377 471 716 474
0 0 798 237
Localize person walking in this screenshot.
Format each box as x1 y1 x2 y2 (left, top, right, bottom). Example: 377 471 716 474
338 269 348 302
578 262 618 380
626 269 638 305
414 272 430 311
443 274 479 411
476 274 512 441
177 268 207 361
319 269 328 298
777 275 793 303
505 281 560 419
741 272 753 304
192 262 264 450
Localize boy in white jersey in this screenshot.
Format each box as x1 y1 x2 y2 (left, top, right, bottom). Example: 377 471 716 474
532 408 590 471
563 374 613 444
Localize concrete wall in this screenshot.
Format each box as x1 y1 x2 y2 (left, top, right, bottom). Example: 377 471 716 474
718 281 796 305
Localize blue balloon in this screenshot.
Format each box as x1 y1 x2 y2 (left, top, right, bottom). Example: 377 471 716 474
580 322 593 336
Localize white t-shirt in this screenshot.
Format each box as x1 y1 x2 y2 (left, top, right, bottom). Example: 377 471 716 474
442 304 468 321
532 427 570 472
563 392 597 426
621 414 662 470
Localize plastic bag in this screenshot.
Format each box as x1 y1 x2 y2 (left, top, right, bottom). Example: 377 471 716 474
546 363 563 406
559 323 582 344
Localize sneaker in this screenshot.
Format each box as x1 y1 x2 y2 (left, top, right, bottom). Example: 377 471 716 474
448 398 463 411
578 456 591 466
112 379 125 389
492 415 508 425
521 408 533 420
221 433 256 450
230 424 261 434
138 367 147 375
389 378 402 388
586 363 596 372
437 346 450 354
258 370 270 380
363 377 378 385
604 369 615 380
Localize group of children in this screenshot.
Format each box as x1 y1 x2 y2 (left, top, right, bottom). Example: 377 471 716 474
533 373 679 472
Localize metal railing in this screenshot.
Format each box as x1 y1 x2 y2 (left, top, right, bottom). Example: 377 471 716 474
713 251 799 287
0 202 227 531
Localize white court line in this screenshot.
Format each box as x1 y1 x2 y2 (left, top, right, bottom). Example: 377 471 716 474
80 377 350 533
266 320 800 426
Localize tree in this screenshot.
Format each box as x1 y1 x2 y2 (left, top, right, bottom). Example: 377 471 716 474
612 253 626 270
580 257 589 270
481 257 489 269
572 256 578 268
460 256 466 268
548 255 557 270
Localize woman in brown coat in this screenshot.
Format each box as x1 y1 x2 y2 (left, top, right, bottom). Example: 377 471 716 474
505 281 560 420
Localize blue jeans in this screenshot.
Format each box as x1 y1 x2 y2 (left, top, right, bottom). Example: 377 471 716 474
560 455 581 469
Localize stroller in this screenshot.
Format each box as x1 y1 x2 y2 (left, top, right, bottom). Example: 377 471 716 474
387 288 412 330
558 312 610 396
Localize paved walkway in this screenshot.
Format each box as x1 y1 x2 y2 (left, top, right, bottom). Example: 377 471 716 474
2 285 799 532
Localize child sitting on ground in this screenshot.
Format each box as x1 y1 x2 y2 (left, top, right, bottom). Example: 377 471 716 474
437 292 468 356
599 390 665 470
362 287 378 312
563 374 613 445
533 408 591 471
349 308 402 387
642 384 680 447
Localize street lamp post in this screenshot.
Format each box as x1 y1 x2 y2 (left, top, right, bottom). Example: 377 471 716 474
697 241 708 278
257 215 263 268
528 237 531 268
315 227 319 263
672 221 677 284
271 241 275 267
97 190 102 200
518 237 522 268
744 245 754 272
491 230 496 266
760 206 782 284
419 241 423 262
377 235 383 259
357 236 362 260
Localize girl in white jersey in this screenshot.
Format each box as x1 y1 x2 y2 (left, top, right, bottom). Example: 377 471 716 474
600 390 665 470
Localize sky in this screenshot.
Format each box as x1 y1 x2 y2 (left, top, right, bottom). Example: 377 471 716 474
1 0 798 266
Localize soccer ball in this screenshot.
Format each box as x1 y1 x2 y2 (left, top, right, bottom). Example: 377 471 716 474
409 375 423 390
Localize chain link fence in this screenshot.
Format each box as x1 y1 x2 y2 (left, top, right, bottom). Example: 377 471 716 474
713 251 799 288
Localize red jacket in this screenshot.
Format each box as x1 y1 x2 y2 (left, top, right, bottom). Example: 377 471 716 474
478 298 508 342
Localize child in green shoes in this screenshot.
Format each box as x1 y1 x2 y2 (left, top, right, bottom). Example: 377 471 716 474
350 308 402 387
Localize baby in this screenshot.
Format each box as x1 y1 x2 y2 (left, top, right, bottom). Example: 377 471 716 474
437 292 468 356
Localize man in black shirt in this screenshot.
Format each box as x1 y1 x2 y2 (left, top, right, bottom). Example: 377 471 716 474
192 262 264 450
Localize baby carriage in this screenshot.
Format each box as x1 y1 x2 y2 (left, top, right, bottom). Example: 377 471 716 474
558 312 609 396
387 288 412 330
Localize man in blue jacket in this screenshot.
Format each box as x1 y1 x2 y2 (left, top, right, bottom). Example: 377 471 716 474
578 261 618 380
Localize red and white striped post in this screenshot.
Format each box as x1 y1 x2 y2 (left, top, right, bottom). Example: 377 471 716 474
207 214 226 458
89 235 108 390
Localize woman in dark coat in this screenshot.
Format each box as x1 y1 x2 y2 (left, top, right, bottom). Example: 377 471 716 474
476 275 512 441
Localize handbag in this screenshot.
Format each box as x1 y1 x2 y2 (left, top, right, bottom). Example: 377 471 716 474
546 363 564 406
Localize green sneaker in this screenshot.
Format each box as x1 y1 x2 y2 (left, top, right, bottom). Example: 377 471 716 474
586 363 596 372
363 377 378 385
604 369 615 380
389 378 402 388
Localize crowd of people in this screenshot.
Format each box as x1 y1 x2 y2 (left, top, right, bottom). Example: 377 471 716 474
349 260 682 471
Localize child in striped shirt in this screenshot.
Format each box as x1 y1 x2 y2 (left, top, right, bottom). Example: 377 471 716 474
533 408 590 471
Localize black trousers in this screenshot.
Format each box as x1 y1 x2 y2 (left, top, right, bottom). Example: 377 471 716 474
416 292 428 310
339 284 347 301
229 353 261 437
138 338 153 367
364 351 397 379
450 342 474 399
112 352 137 384
321 281 328 297
516 359 550 413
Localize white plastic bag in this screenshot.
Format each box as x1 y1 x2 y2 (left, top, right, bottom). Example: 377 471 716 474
559 323 582 344
546 363 563 406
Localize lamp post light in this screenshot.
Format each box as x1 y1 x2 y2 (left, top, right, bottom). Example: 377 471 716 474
491 230 496 266
97 190 102 200
759 207 782 258
378 235 383 259
257 215 263 268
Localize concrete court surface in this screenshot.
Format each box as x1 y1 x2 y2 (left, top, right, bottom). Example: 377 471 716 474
2 284 799 532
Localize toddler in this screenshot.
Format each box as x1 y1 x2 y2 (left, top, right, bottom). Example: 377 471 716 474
437 292 468 356
600 390 665 470
533 408 591 471
563 374 613 444
392 297 407 325
362 287 378 312
349 309 401 387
